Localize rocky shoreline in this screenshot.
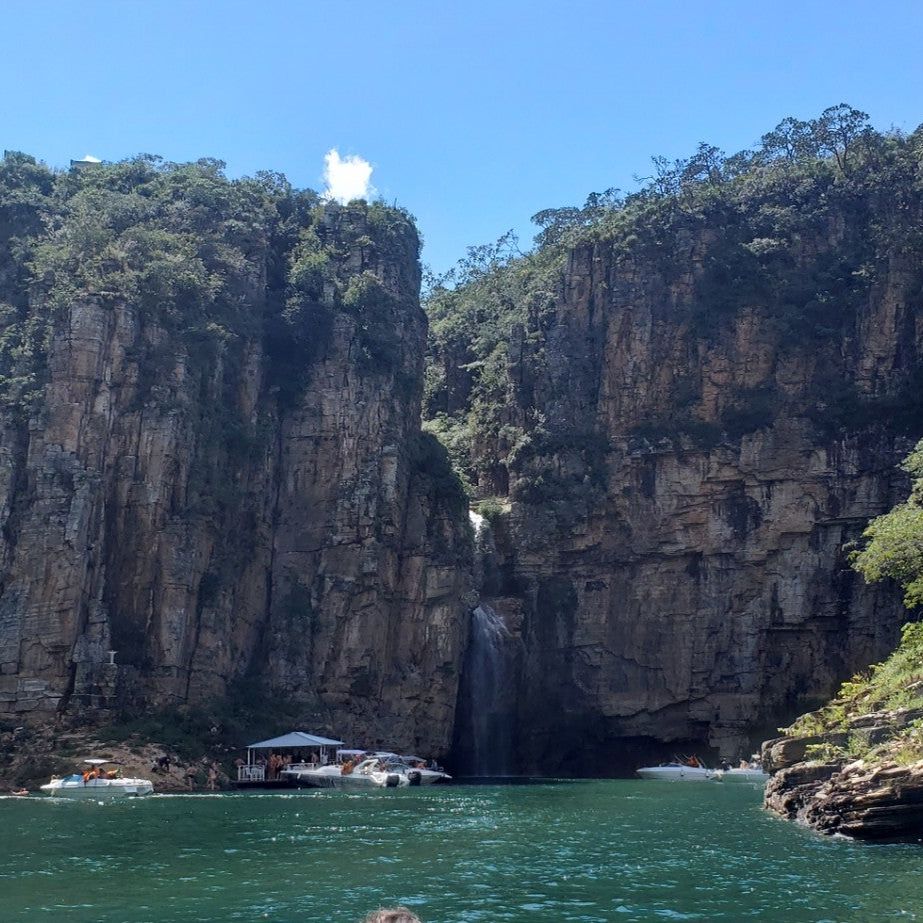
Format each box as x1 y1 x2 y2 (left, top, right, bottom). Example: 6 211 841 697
762 708 923 839
1 721 230 794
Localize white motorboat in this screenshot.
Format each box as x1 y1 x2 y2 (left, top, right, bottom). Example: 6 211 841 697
636 762 720 782
715 766 769 784
284 757 410 789
366 752 451 785
398 755 452 785
40 759 154 799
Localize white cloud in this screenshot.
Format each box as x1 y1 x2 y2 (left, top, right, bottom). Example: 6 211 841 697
322 149 374 203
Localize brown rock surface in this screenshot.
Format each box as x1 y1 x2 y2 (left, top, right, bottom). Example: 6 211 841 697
766 757 923 839
444 229 919 773
803 761 923 838
0 205 471 758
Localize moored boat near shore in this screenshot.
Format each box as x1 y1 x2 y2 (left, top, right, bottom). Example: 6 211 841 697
235 731 450 789
636 762 720 782
284 757 410 789
717 765 769 784
40 760 154 799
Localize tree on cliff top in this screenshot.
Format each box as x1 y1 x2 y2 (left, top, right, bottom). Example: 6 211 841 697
852 439 923 609
0 152 419 417
423 106 923 492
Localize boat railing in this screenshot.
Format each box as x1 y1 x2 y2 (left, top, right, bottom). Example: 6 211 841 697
238 761 325 782
237 765 266 782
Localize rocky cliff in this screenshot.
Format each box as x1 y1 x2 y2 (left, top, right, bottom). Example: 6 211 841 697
0 154 470 757
762 453 923 840
3 115 923 778
431 117 923 772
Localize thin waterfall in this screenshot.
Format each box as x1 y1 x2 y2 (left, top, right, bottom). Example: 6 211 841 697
467 603 512 775
469 509 495 590
457 510 515 775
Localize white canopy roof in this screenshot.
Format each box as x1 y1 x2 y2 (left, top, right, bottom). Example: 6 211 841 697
247 731 344 750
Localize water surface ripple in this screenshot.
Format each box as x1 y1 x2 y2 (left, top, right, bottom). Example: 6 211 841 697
1 781 920 922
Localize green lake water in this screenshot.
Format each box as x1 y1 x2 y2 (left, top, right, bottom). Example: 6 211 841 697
1 780 921 922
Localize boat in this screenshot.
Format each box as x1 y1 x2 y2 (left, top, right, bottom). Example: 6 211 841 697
715 765 769 784
397 754 452 785
636 762 720 782
40 759 154 799
351 752 451 786
283 756 411 789
236 731 451 789
236 731 345 786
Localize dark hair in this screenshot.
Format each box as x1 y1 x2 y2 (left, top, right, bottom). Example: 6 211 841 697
362 908 422 923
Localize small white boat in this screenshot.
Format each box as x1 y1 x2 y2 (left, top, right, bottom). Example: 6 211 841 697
284 757 410 789
40 759 154 799
636 762 720 782
398 755 452 785
715 766 769 784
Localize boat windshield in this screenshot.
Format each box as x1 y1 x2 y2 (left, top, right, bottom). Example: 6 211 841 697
381 759 411 770
354 758 382 772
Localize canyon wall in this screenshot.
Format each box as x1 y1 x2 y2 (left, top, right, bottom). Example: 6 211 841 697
3 131 923 774
487 240 917 770
435 131 923 772
0 158 470 756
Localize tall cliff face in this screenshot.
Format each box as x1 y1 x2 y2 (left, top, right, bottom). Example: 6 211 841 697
431 122 923 771
0 155 470 756
499 242 916 770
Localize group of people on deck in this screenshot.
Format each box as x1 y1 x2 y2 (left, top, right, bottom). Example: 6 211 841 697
249 750 322 780
82 765 118 783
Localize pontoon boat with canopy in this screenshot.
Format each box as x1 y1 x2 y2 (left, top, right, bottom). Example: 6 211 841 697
237 731 345 783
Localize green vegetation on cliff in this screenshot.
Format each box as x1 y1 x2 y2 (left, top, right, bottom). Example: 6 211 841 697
423 230 562 491
785 438 923 763
423 106 923 493
0 152 420 419
852 440 923 609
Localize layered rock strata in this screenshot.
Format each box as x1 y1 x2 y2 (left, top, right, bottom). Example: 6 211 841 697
445 232 921 773
763 715 923 838
0 189 470 757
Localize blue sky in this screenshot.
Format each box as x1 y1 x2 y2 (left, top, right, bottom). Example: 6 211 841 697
3 0 923 272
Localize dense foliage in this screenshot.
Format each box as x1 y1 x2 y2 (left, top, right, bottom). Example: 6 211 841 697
424 106 923 494
785 440 923 762
423 230 561 489
852 439 923 608
0 151 418 418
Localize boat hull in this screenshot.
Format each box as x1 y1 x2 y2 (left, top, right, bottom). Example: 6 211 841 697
717 768 770 784
284 768 405 789
416 769 451 785
636 766 718 782
40 779 154 799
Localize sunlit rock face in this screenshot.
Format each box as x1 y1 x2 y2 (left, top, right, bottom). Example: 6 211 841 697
438 226 922 773
0 199 471 758
3 148 923 774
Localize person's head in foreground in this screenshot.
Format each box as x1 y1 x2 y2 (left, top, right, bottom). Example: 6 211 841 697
362 908 422 923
